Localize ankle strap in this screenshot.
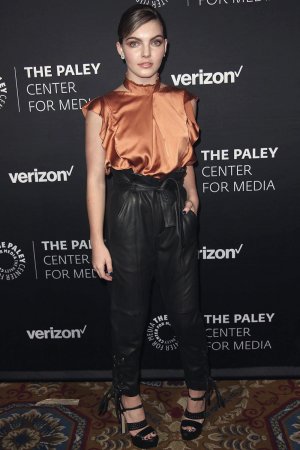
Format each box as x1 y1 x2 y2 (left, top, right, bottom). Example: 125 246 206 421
188 393 206 401
121 403 143 412
187 378 225 408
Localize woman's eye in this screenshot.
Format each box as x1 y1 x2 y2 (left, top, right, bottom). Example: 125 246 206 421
129 41 139 48
152 40 162 46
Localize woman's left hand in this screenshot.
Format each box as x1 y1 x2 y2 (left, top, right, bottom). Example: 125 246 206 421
182 199 198 215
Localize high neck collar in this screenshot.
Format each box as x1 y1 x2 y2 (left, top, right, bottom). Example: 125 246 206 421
123 75 161 95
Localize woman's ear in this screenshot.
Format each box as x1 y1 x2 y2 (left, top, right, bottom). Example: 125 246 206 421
164 39 168 56
116 41 123 58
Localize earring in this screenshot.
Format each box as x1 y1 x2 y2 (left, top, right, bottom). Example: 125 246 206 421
121 53 125 60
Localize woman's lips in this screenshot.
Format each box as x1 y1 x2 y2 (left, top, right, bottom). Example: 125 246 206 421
138 63 153 68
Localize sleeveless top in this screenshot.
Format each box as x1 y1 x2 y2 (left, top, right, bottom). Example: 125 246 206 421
81 76 200 179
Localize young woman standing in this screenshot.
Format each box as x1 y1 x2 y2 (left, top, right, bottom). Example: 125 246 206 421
82 5 223 449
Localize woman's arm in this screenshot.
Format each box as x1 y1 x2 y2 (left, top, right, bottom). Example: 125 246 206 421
85 110 113 280
183 165 199 215
183 99 199 215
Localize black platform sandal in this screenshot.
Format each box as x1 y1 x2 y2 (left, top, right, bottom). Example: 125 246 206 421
119 399 159 449
180 378 224 441
98 385 159 449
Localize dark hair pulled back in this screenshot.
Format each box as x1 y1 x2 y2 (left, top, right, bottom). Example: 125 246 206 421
118 4 167 44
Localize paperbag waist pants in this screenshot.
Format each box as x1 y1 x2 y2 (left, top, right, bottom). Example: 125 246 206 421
105 166 210 397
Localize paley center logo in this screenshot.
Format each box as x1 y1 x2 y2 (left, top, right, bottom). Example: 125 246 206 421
186 0 269 6
0 76 7 110
136 0 169 7
147 314 178 351
26 325 87 340
0 242 26 280
8 165 74 183
171 65 243 86
198 244 243 260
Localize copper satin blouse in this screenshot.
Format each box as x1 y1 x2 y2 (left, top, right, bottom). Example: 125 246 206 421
81 76 200 178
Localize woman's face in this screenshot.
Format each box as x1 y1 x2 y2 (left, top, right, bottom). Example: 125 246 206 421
116 19 167 84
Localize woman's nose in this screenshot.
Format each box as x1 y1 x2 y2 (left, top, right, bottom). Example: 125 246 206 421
142 45 151 58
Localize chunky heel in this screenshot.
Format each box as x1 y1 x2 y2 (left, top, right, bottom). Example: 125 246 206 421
121 412 126 434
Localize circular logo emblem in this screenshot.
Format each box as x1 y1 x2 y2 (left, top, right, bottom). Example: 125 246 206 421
135 0 169 8
0 76 8 110
147 314 178 351
0 242 26 281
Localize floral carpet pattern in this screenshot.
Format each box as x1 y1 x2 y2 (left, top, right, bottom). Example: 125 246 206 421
0 379 299 449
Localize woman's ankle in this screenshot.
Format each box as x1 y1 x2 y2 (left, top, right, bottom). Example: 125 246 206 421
188 388 206 396
121 393 141 407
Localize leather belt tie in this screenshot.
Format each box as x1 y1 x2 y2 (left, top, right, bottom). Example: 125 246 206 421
111 167 187 250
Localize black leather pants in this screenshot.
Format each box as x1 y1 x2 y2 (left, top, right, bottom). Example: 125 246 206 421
105 167 210 398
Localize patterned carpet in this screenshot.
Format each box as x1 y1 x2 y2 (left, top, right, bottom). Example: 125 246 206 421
0 379 299 449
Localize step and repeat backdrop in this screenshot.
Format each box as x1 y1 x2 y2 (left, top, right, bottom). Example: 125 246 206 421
0 0 299 379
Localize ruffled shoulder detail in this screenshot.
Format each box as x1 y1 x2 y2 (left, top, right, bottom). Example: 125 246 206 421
81 96 103 117
183 90 200 147
183 89 199 104
81 96 115 175
81 96 113 148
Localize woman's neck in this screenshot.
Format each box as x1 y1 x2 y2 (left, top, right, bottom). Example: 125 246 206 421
125 71 159 85
123 73 161 95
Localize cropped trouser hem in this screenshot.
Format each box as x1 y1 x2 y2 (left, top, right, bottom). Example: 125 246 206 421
186 377 212 391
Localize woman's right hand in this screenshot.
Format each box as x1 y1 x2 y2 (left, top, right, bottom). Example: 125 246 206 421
92 241 113 281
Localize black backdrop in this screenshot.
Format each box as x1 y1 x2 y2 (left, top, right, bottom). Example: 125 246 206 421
0 0 299 380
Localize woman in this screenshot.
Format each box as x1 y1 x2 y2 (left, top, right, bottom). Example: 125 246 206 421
82 5 223 449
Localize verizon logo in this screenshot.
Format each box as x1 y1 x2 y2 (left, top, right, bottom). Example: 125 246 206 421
9 166 74 183
26 325 87 340
171 65 243 86
198 244 244 260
